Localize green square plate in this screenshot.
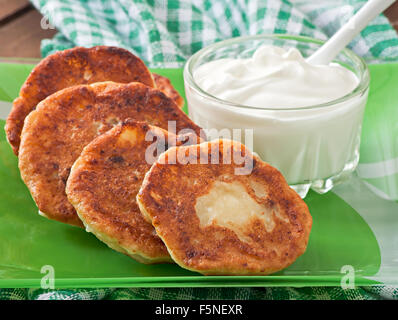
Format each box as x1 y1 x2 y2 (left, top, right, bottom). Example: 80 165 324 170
0 61 396 288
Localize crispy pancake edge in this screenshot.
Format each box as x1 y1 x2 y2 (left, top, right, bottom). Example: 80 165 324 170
153 73 184 109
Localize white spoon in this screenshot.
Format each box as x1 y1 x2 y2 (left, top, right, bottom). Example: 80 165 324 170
307 0 396 65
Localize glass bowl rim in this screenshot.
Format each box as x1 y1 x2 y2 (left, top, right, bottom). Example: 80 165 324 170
184 34 370 111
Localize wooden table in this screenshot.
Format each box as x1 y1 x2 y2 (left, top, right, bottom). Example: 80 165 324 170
0 1 56 58
0 0 398 59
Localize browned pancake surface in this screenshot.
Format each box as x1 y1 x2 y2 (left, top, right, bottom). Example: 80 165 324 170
153 74 184 109
137 140 312 275
6 46 154 155
19 81 202 227
66 121 189 263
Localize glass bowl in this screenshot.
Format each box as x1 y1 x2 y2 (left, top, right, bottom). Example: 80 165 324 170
183 34 370 198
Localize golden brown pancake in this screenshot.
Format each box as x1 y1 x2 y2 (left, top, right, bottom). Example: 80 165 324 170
5 46 155 155
18 81 202 227
153 73 184 109
137 139 312 275
66 120 200 263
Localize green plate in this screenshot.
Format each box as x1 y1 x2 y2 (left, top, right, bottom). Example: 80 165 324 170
0 62 391 288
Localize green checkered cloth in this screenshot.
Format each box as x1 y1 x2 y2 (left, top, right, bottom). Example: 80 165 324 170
0 286 397 300
2 0 395 300
32 0 398 67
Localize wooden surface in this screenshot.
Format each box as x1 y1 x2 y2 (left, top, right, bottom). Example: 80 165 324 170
386 1 398 30
0 2 57 58
0 0 30 21
0 1 398 58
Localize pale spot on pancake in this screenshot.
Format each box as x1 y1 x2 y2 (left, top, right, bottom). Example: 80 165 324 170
249 179 267 199
93 121 105 135
150 191 163 203
106 117 120 126
84 69 93 81
274 204 289 223
195 180 275 243
249 179 289 223
119 127 137 144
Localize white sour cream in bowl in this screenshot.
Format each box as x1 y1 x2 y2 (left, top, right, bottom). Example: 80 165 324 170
184 35 370 197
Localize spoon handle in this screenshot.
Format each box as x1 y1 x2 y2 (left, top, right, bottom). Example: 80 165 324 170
307 0 396 65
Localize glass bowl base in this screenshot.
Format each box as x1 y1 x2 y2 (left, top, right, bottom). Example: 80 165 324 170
290 160 358 198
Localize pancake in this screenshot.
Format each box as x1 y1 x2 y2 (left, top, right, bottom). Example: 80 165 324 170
137 139 312 275
153 73 184 109
5 46 155 155
66 120 200 263
18 81 203 227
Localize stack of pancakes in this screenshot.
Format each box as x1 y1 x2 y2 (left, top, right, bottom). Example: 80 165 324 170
5 46 312 275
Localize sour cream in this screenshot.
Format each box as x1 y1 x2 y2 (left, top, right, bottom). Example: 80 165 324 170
194 45 359 108
184 43 369 197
